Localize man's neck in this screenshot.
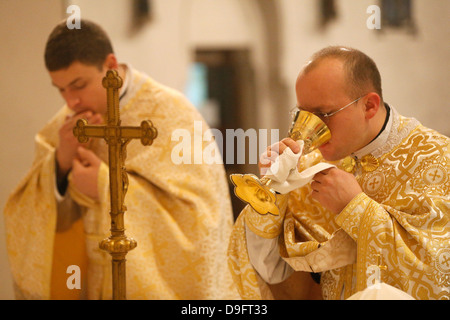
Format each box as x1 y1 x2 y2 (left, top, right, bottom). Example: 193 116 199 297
117 63 128 99
117 64 127 84
369 103 389 144
351 103 394 159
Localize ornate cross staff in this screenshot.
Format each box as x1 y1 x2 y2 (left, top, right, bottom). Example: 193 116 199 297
73 69 158 300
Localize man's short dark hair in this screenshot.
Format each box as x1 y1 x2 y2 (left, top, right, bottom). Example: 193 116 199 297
44 19 114 71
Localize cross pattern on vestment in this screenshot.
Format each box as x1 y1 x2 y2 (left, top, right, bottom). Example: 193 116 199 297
441 254 450 268
368 178 380 190
73 69 158 300
428 169 442 182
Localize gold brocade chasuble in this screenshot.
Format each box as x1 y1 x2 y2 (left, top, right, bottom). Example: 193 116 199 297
228 107 450 300
4 68 239 300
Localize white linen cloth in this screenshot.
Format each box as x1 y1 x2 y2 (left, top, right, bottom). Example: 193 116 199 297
264 141 335 194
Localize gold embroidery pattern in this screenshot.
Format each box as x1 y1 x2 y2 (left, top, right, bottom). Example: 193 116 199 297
434 248 450 287
227 214 269 299
360 164 397 201
349 126 450 299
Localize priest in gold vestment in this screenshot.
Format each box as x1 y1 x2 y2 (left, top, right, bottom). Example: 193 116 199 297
3 20 238 300
228 46 449 300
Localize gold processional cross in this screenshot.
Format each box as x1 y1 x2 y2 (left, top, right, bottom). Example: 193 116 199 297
73 70 158 300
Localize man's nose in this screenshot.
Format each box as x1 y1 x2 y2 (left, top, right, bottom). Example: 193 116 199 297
64 93 81 110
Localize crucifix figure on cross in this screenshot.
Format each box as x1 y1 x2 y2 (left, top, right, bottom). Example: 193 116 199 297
73 69 158 300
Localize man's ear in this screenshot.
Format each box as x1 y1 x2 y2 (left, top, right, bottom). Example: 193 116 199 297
364 92 381 119
103 53 118 70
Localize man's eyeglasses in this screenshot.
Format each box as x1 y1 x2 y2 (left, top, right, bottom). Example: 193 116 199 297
291 95 365 123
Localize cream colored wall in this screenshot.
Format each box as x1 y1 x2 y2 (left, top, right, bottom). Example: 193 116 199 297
1 0 448 300
0 0 65 299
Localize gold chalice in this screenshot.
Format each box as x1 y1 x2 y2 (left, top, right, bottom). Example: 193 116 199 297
230 110 331 216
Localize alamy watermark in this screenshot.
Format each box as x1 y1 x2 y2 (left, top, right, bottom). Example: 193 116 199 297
171 120 280 166
66 5 81 29
66 265 81 290
367 5 381 30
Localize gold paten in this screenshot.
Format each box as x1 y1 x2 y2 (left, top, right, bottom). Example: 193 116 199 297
73 70 158 300
230 110 331 216
231 174 280 215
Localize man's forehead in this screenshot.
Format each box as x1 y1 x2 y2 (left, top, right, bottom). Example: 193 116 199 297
300 57 345 77
49 62 100 88
297 59 347 92
51 76 85 89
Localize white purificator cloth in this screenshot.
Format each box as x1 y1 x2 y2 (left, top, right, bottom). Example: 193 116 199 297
264 141 335 194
